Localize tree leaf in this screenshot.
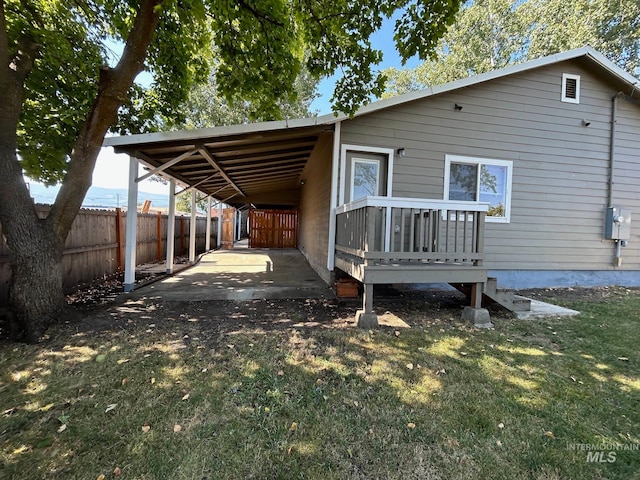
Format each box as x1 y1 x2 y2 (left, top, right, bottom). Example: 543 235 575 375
105 404 117 413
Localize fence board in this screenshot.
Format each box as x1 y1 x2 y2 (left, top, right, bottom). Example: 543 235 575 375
0 206 218 304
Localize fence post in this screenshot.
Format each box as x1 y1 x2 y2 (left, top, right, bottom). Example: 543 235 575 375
180 216 185 255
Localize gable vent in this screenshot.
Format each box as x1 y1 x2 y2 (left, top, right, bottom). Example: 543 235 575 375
562 73 580 104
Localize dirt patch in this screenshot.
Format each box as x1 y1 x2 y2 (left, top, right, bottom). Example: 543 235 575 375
3 279 639 348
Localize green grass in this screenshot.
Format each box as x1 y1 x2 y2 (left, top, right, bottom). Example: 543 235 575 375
1 291 639 479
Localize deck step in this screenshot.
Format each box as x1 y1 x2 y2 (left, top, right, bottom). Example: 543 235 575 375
450 278 532 313
483 278 531 313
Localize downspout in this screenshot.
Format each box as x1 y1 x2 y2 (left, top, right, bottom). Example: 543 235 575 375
609 92 623 266
608 92 623 207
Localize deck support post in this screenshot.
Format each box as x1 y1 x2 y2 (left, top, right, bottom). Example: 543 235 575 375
356 283 378 328
462 282 492 328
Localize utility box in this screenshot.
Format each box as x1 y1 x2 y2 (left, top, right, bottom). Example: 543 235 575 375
605 206 631 240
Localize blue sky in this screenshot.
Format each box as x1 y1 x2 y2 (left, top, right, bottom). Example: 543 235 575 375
311 13 421 114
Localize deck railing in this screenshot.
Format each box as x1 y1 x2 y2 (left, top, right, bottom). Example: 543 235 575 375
335 197 488 266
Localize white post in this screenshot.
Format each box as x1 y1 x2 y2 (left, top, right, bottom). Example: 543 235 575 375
205 195 212 251
217 202 223 248
189 189 197 262
166 178 176 274
124 156 139 292
327 121 341 271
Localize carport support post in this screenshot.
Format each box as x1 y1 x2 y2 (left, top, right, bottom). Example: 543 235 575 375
189 189 197 263
217 202 222 247
124 156 139 292
356 283 378 328
166 179 176 274
205 195 212 251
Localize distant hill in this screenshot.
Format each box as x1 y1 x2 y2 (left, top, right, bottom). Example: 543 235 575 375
27 183 170 209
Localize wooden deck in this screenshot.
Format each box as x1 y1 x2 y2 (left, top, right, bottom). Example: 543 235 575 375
334 197 489 326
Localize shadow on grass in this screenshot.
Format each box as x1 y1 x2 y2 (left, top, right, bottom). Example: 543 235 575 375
1 290 639 479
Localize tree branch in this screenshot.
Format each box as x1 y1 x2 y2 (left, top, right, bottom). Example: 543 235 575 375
49 0 163 239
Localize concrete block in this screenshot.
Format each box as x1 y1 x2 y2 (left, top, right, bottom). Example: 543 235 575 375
356 310 378 328
462 306 493 329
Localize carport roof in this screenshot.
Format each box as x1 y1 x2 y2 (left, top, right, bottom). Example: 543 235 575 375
104 116 339 206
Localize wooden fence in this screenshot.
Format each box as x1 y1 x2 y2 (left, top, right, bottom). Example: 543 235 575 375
0 206 218 305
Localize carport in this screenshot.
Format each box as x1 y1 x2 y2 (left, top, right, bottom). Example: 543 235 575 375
103 118 336 292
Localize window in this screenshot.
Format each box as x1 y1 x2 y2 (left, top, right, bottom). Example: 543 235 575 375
351 158 380 201
444 155 513 223
562 73 580 104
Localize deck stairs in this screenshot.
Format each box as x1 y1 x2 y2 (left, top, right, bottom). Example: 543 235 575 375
452 277 532 313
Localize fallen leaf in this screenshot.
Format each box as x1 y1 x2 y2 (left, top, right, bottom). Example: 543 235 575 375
181 393 190 401
57 424 67 433
141 424 151 433
264 407 270 412
113 467 122 476
570 376 577 382
316 378 324 385
460 352 468 356
121 378 128 386
496 440 503 447
173 424 182 433
287 446 293 455
97 475 105 480
406 363 414 370
545 431 555 439
150 377 156 385
95 354 106 363
618 356 629 361
407 423 416 429
289 422 297 433
498 423 504 429
277 370 284 376
394 331 401 337
105 404 117 413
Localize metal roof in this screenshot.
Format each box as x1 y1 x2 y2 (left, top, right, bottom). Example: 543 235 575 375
104 46 639 206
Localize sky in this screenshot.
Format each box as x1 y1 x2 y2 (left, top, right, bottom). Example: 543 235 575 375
86 14 423 196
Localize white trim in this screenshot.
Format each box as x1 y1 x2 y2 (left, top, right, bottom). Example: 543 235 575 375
562 73 581 104
336 196 489 215
327 122 341 271
444 154 513 223
350 158 380 202
340 144 395 205
124 156 139 292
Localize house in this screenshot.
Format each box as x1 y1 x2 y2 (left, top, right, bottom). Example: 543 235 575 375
104 46 640 326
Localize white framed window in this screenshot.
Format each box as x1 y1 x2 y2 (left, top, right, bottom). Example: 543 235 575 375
444 155 513 223
561 73 580 104
350 158 380 201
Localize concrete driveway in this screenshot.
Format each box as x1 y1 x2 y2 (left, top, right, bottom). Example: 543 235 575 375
132 245 335 301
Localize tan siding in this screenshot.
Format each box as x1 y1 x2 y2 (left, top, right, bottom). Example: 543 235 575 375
298 132 333 284
341 59 640 272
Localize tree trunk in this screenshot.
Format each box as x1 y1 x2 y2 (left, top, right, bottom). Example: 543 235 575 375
0 0 162 342
7 221 65 342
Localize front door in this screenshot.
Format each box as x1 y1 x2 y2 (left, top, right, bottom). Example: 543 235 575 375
344 151 389 202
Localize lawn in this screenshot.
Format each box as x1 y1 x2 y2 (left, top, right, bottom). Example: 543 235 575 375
1 288 639 479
